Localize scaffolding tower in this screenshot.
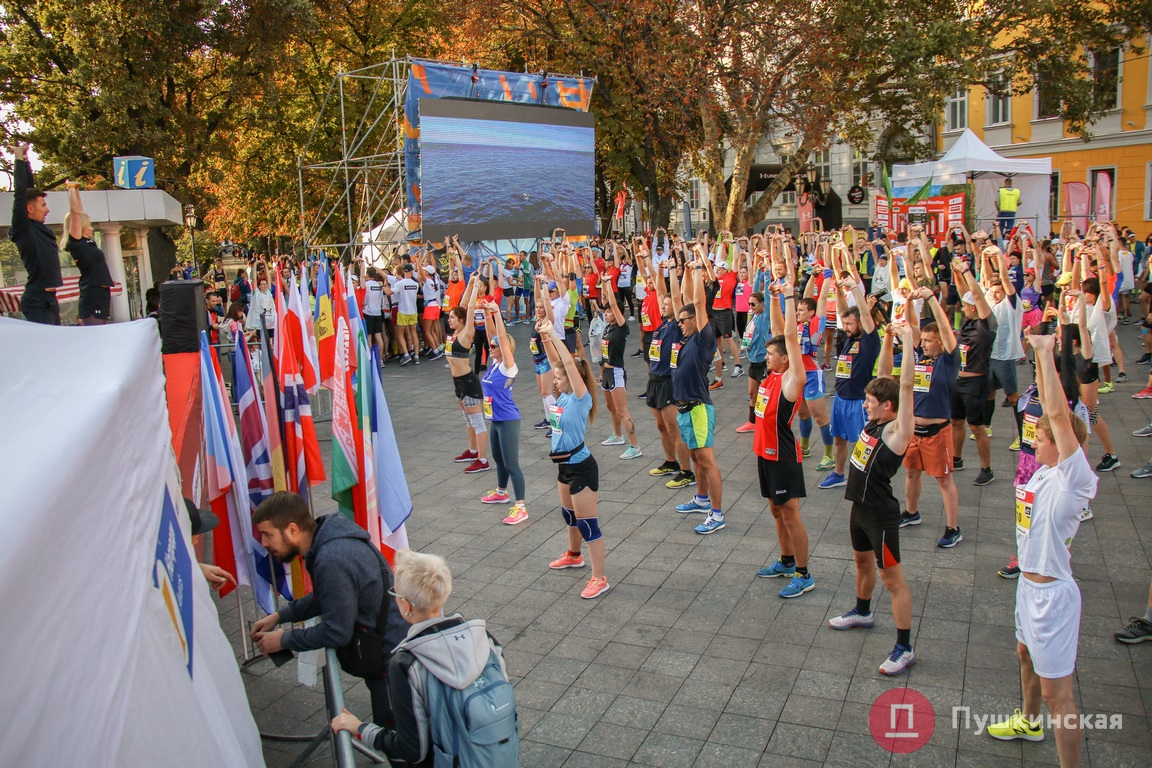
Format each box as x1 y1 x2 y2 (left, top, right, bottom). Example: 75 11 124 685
298 57 409 260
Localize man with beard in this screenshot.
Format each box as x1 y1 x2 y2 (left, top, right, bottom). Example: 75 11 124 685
250 491 408 726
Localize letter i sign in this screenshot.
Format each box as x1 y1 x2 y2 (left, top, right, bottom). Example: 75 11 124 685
869 688 935 753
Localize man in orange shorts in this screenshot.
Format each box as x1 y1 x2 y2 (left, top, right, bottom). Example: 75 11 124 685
899 289 962 548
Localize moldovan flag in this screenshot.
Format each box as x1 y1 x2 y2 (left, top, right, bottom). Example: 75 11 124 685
314 260 337 389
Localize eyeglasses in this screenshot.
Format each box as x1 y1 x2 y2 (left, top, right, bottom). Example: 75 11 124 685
387 588 409 604
676 317 692 324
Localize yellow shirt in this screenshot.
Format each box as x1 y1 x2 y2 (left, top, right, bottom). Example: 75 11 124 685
998 186 1020 213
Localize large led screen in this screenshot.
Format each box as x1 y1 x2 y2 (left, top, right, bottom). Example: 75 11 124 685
419 98 595 242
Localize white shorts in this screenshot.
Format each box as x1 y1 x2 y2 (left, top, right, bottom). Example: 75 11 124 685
1014 576 1080 679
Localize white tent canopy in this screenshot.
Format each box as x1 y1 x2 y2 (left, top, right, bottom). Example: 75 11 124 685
360 209 409 266
892 129 1053 235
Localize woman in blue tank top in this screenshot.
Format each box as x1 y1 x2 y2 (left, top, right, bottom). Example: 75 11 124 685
535 316 611 599
479 301 529 525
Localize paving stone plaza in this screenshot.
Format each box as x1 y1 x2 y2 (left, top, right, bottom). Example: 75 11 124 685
220 321 1152 767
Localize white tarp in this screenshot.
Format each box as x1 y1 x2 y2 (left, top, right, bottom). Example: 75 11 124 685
0 319 264 767
892 129 1053 235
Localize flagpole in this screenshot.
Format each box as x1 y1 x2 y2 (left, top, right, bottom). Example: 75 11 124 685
236 590 253 661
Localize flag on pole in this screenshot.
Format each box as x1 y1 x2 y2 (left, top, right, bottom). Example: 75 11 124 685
330 317 360 518
369 348 411 563
901 175 935 208
346 272 380 549
276 272 325 491
881 164 894 209
296 265 321 395
234 334 291 610
314 260 336 389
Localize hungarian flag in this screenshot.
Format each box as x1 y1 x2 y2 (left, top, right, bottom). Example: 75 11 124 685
313 260 337 389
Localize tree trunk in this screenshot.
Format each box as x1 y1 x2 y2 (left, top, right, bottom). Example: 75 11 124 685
742 137 816 229
648 189 674 231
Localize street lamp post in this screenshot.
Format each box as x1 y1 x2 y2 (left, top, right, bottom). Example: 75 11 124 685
184 204 198 276
794 165 833 207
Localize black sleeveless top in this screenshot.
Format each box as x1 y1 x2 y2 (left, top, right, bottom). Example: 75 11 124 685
845 419 906 514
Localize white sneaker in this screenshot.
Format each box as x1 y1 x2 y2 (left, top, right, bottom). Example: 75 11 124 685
879 645 915 676
731 365 744 379
601 434 626 446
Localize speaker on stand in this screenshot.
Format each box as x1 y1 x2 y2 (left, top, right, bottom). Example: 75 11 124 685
159 279 209 354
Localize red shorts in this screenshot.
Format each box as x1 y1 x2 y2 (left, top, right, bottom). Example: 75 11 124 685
423 305 441 321
903 423 952 478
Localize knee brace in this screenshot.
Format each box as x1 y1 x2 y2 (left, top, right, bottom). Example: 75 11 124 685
561 507 577 527
575 516 602 542
466 410 487 433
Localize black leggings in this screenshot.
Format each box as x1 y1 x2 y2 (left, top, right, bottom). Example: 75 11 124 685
472 327 488 373
618 286 635 317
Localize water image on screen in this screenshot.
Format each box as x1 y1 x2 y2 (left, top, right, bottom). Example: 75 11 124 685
419 98 595 242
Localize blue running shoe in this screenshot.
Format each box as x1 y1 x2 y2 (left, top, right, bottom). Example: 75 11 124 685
937 528 963 548
879 644 916 676
817 472 846 490
828 608 875 630
675 497 711 514
757 560 796 578
899 510 921 528
779 573 815 598
695 515 725 535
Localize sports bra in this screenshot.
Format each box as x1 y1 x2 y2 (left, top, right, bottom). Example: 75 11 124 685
446 333 470 359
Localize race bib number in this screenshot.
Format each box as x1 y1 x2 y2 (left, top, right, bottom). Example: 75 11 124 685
483 397 493 419
742 323 754 350
913 364 932 393
601 339 610 359
850 430 878 471
649 338 662 361
836 355 853 378
530 338 540 355
547 404 563 436
1015 487 1034 534
959 343 969 371
1022 413 1039 448
670 343 681 369
754 385 768 418
641 311 651 326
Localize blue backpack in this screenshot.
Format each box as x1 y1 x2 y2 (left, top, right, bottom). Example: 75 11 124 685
425 646 520 767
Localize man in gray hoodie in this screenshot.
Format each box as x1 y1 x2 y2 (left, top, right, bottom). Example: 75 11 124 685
251 491 408 724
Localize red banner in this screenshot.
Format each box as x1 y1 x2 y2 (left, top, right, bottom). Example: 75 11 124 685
798 199 815 233
874 193 965 246
1063 181 1090 235
1093 173 1112 224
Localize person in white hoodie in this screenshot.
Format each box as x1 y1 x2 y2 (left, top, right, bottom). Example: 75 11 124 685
331 549 515 767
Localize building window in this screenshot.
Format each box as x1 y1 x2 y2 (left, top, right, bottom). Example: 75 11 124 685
813 149 833 185
987 79 1011 126
1093 47 1120 110
945 90 967 131
852 148 872 187
688 178 701 210
1035 72 1060 119
1050 171 1061 223
779 155 796 206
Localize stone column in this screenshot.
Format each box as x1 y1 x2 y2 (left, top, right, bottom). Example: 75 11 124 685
98 222 131 323
136 227 154 294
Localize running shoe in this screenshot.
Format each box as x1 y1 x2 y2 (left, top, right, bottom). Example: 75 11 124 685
581 576 610 599
815 455 835 471
601 434 626 446
649 461 679 476
675 496 711 514
694 515 726 535
637 392 646 399
879 644 916 676
899 510 922 528
1114 617 1152 644
620 445 643 460
998 557 1020 579
481 489 510 504
987 710 1044 742
1137 353 1152 365
821 362 831 371
1118 371 1129 384
549 552 585 570
399 353 413 366
735 421 756 433
800 445 812 458
953 457 965 471
969 427 991 440
413 356 420 366
937 528 963 548
722 362 728 373
503 504 528 525
463 459 490 474
533 419 550 430
666 471 696 489
1099 381 1115 394
1096 454 1120 472
731 365 744 379
756 559 796 578
828 608 875 630
709 379 724 390
429 349 445 361
454 449 478 463
1134 387 1152 399
779 573 815 598
1132 425 1152 437
1131 461 1152 478
1079 506 1093 522
1008 437 1020 451
974 468 995 486
817 472 846 489
630 349 644 357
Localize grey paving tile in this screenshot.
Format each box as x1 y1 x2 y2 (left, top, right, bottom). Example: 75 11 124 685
653 703 720 740
630 732 705 768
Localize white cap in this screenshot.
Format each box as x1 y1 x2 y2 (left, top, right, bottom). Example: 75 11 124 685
962 292 976 305
422 264 435 274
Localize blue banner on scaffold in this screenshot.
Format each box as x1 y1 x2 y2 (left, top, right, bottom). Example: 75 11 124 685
404 60 594 236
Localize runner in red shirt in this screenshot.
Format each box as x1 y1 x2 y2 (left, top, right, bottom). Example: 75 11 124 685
707 258 744 389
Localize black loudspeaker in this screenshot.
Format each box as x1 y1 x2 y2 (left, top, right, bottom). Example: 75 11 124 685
160 279 209 354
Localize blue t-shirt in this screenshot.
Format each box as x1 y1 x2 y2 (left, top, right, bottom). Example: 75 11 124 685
834 329 880 400
481 362 520 421
672 321 717 404
648 319 683 376
911 346 960 419
745 310 771 364
549 391 593 463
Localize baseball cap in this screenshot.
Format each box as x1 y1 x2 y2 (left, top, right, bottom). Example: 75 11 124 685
716 261 729 271
548 281 558 291
184 498 219 536
402 263 414 272
422 264 435 274
961 292 976 305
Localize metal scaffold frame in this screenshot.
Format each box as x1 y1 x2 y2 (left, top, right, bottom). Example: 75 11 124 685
298 56 409 259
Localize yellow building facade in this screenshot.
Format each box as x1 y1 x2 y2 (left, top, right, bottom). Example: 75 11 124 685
937 37 1152 236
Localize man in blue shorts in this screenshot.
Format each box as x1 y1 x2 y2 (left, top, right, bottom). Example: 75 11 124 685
671 251 724 534
819 277 879 489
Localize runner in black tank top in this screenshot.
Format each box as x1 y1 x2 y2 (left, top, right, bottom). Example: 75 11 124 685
753 277 814 600
828 322 920 677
